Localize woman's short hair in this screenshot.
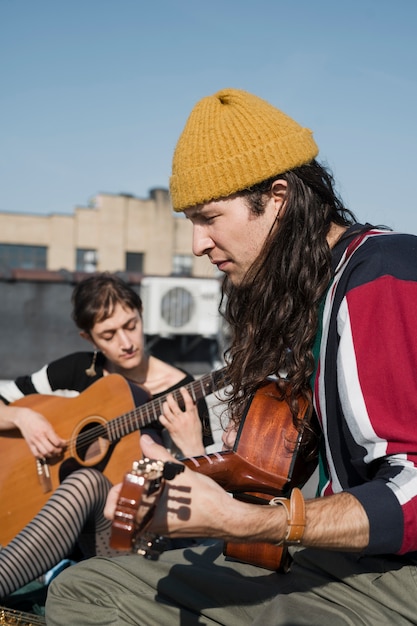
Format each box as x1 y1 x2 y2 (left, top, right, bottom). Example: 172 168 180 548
72 273 143 332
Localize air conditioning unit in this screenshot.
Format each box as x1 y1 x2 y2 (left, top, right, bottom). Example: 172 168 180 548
141 276 221 337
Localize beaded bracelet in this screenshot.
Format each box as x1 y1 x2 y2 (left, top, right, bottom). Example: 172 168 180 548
269 487 306 545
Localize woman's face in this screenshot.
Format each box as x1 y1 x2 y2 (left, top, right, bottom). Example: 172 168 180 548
87 302 145 372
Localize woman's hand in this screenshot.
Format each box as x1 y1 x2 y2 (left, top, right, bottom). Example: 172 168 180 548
12 406 67 458
159 388 205 457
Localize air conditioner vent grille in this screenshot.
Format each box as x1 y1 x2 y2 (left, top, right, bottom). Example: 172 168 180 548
161 287 194 328
141 276 220 336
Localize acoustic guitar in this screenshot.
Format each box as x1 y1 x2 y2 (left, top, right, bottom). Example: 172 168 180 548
110 380 317 571
0 368 226 546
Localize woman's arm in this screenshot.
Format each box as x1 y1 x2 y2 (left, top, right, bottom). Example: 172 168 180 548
0 398 67 458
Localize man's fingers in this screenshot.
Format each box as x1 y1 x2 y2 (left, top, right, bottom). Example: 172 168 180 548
141 433 175 462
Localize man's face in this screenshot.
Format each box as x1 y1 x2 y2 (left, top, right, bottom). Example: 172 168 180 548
184 193 280 286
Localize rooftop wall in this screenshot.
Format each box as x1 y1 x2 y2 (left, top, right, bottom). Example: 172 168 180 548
0 270 221 379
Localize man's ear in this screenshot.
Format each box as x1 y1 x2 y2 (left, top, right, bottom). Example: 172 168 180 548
271 179 288 217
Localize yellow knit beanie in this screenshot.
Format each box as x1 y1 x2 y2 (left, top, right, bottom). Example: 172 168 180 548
170 88 319 212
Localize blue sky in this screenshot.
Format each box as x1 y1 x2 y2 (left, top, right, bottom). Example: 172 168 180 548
1 0 417 233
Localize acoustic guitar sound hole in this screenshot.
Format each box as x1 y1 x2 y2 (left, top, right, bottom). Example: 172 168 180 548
76 422 108 462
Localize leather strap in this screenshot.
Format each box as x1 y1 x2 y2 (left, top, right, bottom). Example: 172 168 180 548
269 487 306 545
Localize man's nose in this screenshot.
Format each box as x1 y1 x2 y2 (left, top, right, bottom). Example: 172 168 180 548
192 225 213 257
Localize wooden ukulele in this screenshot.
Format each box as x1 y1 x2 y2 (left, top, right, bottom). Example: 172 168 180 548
110 380 317 571
0 368 226 546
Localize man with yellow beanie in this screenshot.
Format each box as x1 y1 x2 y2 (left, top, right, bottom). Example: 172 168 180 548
46 89 417 625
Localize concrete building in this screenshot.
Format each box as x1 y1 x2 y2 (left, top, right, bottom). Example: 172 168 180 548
0 189 216 278
0 191 225 379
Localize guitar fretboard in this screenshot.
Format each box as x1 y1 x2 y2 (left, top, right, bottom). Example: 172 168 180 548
106 367 226 442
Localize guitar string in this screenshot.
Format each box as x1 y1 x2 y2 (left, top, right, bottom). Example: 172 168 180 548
79 369 221 446
37 369 224 463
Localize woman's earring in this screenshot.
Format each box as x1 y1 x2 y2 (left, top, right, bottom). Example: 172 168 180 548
85 350 97 377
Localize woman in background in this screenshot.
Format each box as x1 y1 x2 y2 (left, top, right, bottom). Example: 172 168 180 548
0 272 213 599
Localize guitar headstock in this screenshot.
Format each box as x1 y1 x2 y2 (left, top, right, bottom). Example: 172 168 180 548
110 457 184 558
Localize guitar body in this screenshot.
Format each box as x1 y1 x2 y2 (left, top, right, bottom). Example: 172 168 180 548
0 375 145 545
185 381 316 571
0 368 224 547
227 381 311 571
230 380 313 493
112 380 317 571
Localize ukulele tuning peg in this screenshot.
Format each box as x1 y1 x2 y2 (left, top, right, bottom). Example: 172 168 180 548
162 462 185 480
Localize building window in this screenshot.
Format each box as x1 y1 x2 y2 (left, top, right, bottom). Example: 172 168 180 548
76 249 98 272
125 252 144 273
0 243 47 270
172 254 193 277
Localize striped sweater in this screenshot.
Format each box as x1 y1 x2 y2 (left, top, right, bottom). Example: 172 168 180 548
315 225 417 556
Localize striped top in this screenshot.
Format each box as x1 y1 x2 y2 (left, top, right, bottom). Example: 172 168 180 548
0 351 213 448
315 225 417 556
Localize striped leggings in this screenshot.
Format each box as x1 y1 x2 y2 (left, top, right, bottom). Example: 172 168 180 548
0 468 121 598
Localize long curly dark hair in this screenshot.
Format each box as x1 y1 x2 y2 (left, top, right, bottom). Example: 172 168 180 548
222 159 356 431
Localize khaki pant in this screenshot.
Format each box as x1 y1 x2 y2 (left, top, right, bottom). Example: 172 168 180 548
45 542 417 625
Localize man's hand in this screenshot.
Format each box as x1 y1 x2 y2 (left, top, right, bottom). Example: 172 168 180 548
104 481 123 521
105 434 292 547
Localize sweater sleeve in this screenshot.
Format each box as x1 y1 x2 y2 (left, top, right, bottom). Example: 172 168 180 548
336 242 417 554
0 352 102 403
